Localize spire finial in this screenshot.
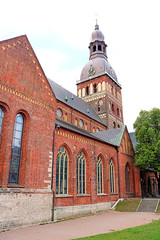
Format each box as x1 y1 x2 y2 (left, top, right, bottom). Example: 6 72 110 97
95 19 99 30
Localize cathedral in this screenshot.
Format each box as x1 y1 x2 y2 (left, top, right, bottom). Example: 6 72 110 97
0 23 142 230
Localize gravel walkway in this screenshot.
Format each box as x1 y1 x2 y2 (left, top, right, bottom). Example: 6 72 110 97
0 211 160 240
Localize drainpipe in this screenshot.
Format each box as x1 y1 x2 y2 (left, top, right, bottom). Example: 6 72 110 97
51 124 60 221
116 146 120 198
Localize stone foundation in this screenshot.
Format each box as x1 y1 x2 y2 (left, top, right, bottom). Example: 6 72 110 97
54 202 115 220
0 188 53 231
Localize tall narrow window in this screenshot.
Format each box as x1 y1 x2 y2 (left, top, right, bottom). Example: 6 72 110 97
77 152 86 194
125 163 130 193
56 147 68 194
93 45 96 52
9 114 24 184
97 156 103 194
94 84 97 93
109 160 115 193
86 86 89 95
0 108 4 137
98 45 102 51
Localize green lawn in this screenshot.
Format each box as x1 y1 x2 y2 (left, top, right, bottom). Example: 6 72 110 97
114 198 141 212
74 220 160 240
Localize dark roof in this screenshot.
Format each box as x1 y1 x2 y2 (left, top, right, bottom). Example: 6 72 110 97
55 119 126 148
48 78 106 126
55 118 110 143
91 125 126 147
129 132 136 149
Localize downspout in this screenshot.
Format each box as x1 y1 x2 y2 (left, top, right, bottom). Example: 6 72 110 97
116 146 120 198
51 124 60 221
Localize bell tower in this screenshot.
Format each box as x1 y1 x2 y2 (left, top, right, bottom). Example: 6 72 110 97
77 23 124 129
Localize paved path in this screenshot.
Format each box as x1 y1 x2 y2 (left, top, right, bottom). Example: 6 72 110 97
0 211 160 240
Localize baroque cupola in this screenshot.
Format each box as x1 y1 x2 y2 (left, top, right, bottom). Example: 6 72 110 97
78 22 119 85
77 22 124 130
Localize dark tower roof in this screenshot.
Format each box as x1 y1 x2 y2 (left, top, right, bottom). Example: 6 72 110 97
77 23 120 87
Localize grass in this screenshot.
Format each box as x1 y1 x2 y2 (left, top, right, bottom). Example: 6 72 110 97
114 198 141 212
73 219 160 240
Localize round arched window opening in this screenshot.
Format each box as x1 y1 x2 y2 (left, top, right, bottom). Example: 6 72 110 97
79 119 84 128
56 108 62 118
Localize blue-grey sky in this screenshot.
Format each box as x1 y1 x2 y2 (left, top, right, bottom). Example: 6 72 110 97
1 0 160 131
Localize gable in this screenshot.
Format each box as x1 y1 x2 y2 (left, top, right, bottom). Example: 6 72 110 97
0 35 55 111
120 128 134 156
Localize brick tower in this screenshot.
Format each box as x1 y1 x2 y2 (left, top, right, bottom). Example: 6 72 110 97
77 23 123 129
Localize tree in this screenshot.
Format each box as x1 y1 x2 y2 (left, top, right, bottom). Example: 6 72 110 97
133 108 160 195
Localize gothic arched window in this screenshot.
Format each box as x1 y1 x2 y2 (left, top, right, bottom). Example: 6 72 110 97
56 147 68 194
0 108 4 137
125 163 130 193
9 114 24 184
77 151 86 194
109 159 115 193
97 156 103 194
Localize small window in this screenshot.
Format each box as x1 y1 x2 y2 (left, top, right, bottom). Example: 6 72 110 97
111 86 113 95
93 45 96 52
96 128 100 132
0 108 4 137
93 127 96 133
98 101 100 112
94 84 97 93
86 86 89 96
56 108 62 118
64 113 68 121
117 108 119 117
118 124 120 128
75 118 78 126
85 123 88 130
79 119 84 128
98 45 101 51
113 122 116 128
112 104 114 112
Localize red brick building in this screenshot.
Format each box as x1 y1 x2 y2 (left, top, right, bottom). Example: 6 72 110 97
0 25 141 230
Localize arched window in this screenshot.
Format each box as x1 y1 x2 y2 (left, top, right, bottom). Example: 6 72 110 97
86 86 89 96
112 104 114 112
98 101 100 111
125 163 130 193
9 114 24 184
56 147 68 194
93 45 96 52
117 108 119 117
75 118 78 126
98 45 102 51
64 113 68 121
77 151 86 194
0 108 4 137
93 84 97 93
85 123 88 131
78 89 82 98
113 122 116 128
93 127 96 133
102 81 106 91
109 159 115 193
97 156 103 194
